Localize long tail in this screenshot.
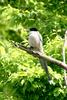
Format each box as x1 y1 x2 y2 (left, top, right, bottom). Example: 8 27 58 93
39 58 51 81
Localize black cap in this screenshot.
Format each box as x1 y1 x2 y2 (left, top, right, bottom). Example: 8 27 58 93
30 28 38 31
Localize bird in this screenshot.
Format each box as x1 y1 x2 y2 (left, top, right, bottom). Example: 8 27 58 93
28 28 51 82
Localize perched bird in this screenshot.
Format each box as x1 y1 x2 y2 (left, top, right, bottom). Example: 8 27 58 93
28 28 51 81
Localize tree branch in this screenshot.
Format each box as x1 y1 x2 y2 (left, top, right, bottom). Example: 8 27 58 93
12 41 67 70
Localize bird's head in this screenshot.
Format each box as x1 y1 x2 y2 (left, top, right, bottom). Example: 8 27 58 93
30 28 38 31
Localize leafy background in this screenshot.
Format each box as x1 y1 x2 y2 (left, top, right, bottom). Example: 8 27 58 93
0 0 67 100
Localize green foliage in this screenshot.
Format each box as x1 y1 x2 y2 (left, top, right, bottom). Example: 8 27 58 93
45 36 63 72
0 0 67 100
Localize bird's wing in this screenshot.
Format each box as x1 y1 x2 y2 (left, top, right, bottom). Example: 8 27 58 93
38 32 43 43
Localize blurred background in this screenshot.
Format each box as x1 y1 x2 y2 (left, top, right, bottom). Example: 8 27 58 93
0 0 67 100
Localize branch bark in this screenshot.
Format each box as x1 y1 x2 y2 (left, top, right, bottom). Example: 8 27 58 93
12 41 67 70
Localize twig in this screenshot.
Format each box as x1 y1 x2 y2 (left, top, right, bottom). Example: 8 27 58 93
63 31 67 86
11 41 67 70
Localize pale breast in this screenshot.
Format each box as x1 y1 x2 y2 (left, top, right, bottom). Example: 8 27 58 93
29 31 40 49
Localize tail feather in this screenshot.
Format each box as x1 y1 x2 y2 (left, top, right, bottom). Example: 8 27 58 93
39 58 51 81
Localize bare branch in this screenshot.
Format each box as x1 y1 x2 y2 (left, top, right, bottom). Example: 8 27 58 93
12 41 67 70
